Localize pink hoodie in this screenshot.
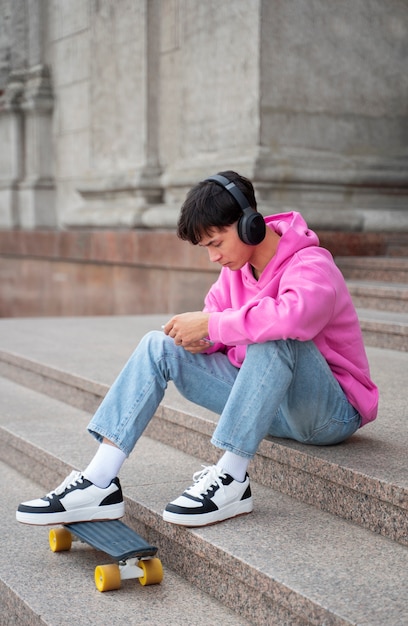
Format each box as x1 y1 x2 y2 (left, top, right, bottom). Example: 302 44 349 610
205 212 378 426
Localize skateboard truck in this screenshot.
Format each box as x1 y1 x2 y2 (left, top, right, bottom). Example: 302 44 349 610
94 555 163 592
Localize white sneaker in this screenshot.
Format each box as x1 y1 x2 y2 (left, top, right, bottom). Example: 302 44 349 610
16 470 125 525
163 465 253 527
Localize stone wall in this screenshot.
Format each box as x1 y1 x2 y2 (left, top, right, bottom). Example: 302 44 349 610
0 0 407 232
1 228 407 317
0 229 219 316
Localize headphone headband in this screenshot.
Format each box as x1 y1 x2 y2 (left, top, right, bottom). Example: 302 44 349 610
205 174 252 214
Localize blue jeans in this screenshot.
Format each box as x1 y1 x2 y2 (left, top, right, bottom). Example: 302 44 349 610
88 331 361 458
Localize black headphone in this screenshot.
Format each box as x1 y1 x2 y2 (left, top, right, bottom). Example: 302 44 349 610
205 174 266 245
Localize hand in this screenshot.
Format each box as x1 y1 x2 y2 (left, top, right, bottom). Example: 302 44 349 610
162 312 210 348
182 339 214 355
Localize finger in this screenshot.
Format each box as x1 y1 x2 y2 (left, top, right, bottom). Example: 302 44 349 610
162 317 176 335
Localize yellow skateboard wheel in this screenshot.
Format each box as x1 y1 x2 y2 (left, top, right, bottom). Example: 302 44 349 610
95 564 121 592
138 558 163 586
49 528 72 552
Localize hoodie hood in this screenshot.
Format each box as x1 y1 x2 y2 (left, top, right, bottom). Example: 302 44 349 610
264 211 320 266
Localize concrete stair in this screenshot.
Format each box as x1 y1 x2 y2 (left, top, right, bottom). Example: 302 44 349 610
337 257 408 351
1 256 408 625
336 257 408 283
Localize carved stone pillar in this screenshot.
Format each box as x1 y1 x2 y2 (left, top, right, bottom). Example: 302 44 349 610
0 70 24 227
0 0 25 227
0 0 56 228
19 63 56 227
63 0 162 228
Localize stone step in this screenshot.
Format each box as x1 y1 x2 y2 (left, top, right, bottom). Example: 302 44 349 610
1 379 407 626
0 316 406 547
357 307 408 351
0 460 251 626
347 280 408 313
336 256 408 283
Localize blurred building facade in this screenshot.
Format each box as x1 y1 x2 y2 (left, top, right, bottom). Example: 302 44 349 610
2 0 407 230
0 0 407 316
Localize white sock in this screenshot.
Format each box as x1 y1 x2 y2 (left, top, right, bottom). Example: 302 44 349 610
216 451 249 483
83 443 127 488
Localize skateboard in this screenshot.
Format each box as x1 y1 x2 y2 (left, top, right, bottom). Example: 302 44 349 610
48 519 163 592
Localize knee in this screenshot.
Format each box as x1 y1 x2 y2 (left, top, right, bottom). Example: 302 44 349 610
246 339 286 356
144 329 165 342
246 338 299 363
137 329 178 357
139 329 168 351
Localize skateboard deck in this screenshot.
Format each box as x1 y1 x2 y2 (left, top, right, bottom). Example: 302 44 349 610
49 519 163 591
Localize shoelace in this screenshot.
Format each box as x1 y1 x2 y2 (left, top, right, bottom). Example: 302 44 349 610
186 465 227 499
46 470 83 498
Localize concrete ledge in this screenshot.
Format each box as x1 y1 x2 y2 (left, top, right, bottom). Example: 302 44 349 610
2 229 408 263
357 308 408 351
0 229 218 316
347 280 408 313
337 257 408 282
0 229 407 317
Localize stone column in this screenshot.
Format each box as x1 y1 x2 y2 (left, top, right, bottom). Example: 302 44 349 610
64 0 162 228
0 0 25 227
0 0 56 228
0 69 24 227
18 0 56 227
19 62 56 228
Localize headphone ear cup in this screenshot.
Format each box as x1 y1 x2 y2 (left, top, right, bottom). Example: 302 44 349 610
238 210 266 245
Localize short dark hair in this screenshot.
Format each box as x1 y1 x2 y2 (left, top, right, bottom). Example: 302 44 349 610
177 170 257 245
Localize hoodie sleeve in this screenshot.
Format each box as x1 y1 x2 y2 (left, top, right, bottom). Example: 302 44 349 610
198 275 230 354
208 251 339 345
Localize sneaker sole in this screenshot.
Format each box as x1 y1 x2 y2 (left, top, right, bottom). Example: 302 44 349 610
162 497 253 527
16 503 125 526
